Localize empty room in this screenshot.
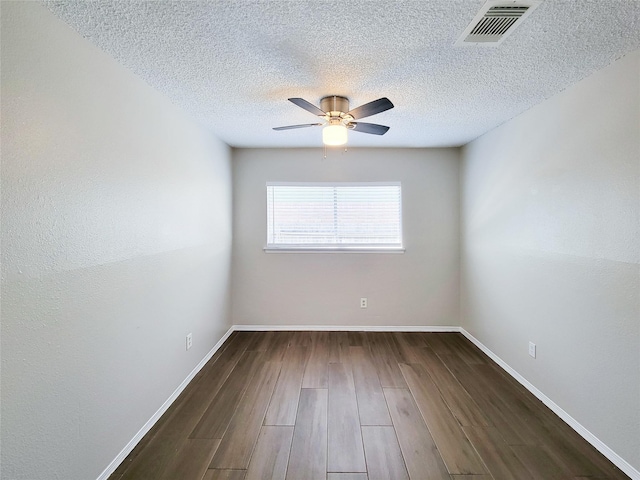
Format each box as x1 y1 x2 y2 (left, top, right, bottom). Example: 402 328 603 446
1 1 638 479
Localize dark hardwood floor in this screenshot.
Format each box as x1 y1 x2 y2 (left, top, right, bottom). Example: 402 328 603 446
109 331 629 480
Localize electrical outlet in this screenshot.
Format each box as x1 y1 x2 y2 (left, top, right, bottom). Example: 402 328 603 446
528 341 536 358
186 333 193 351
360 297 368 308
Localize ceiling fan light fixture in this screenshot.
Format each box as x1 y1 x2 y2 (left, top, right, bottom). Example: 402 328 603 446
322 124 348 146
274 96 393 146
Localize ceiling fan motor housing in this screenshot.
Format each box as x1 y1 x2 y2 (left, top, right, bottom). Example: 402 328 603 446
320 96 350 116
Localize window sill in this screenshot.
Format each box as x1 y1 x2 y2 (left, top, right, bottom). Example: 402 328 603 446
263 246 405 254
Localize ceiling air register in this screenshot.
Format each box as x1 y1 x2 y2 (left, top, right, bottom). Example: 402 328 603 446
456 0 541 46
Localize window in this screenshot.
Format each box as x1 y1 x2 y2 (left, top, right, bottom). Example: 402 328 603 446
266 182 403 251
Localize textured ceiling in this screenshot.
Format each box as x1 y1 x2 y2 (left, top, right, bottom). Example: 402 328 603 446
44 0 640 148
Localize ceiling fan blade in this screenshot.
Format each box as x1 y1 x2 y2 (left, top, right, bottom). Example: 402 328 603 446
273 123 323 131
347 97 394 120
350 122 390 135
288 98 326 116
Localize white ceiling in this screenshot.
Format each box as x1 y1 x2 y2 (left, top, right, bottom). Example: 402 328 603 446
44 0 640 148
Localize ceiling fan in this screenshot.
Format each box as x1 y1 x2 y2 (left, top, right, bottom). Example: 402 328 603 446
273 96 394 146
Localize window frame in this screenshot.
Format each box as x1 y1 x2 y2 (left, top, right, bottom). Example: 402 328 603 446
264 181 405 253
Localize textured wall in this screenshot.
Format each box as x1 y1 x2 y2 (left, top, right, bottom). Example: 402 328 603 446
460 50 640 471
231 147 460 327
1 3 233 479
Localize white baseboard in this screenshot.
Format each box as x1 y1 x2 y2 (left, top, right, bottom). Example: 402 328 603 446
96 326 235 480
98 325 638 480
460 328 639 480
232 324 461 332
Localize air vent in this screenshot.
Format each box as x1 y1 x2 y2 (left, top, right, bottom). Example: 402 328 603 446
455 0 541 46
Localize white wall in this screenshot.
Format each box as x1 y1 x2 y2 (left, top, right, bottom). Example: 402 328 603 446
461 50 640 472
231 147 460 327
0 3 233 479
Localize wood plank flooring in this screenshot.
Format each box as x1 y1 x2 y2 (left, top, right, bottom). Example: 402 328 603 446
110 332 629 480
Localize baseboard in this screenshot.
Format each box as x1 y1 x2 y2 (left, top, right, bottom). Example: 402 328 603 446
97 324 638 480
460 328 640 480
233 324 461 332
96 325 235 480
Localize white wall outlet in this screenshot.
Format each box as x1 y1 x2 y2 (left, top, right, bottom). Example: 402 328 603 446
360 297 368 308
528 341 536 358
186 333 193 351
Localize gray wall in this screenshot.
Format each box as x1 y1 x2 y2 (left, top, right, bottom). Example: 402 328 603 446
460 50 640 471
1 3 233 479
231 147 460 327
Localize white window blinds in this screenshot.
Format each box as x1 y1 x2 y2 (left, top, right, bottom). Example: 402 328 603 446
266 182 402 249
